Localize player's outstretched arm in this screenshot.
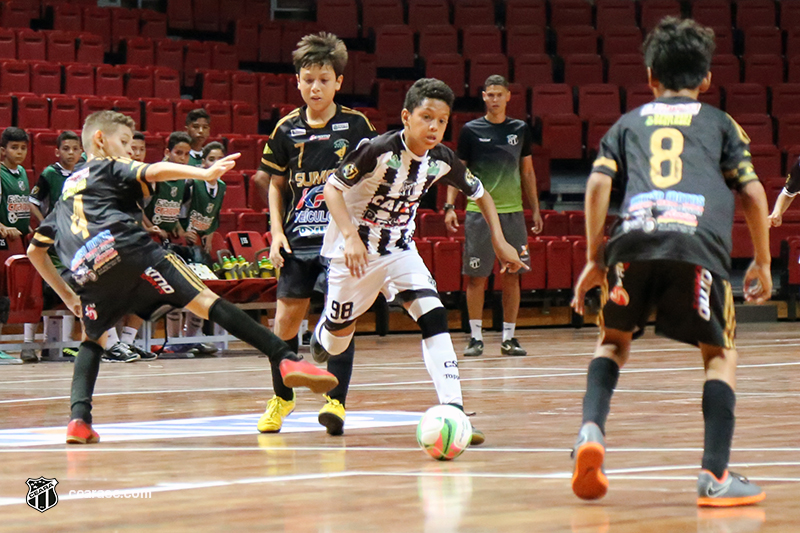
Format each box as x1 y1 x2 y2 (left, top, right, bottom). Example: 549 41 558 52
146 153 240 183
739 180 772 303
571 172 612 315
769 190 794 227
27 244 81 317
324 180 368 278
474 193 528 274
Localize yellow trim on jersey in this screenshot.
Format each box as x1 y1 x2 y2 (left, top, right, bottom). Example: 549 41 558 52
722 280 736 349
32 232 53 244
726 114 751 144
269 108 301 138
166 254 207 293
135 164 151 197
260 158 287 172
593 157 618 172
341 106 377 131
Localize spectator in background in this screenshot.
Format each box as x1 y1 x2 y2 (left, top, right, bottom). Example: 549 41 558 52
142 132 192 241
29 131 82 223
185 109 211 167
130 131 147 163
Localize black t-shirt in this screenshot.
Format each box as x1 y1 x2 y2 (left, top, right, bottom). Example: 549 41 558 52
456 116 532 213
259 104 376 252
31 157 158 284
592 96 758 278
783 156 800 196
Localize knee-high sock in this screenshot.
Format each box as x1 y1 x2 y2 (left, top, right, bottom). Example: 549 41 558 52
271 335 298 401
208 299 299 364
702 380 736 478
326 338 355 405
183 313 204 338
581 357 620 435
70 341 105 423
62 316 75 342
422 333 463 406
166 310 182 338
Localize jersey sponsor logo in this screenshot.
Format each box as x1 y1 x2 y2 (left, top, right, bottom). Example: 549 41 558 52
142 266 175 295
151 199 182 225
263 144 273 155
333 138 349 160
188 211 214 232
6 194 30 223
478 137 491 142
507 134 519 145
426 161 441 176
609 263 630 306
332 123 349 131
626 190 705 234
297 186 327 210
640 102 702 116
297 224 327 237
84 304 98 321
293 168 335 188
309 134 331 142
61 168 89 200
71 265 98 286
290 128 306 137
694 267 713 321
71 229 120 275
444 360 458 368
341 163 358 180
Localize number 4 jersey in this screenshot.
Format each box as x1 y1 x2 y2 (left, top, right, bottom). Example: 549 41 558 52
593 96 758 278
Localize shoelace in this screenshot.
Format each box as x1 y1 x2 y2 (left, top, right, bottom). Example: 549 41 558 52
266 397 287 417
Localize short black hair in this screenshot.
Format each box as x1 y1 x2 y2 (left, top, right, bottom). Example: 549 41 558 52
643 17 716 91
56 130 81 148
133 131 146 141
167 131 193 150
202 141 226 160
292 32 348 78
186 108 210 126
1 127 28 147
403 78 455 113
484 75 508 89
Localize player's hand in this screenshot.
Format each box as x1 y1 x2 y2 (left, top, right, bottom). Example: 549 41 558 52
203 153 240 181
531 210 544 234
149 225 168 239
743 260 772 304
65 293 82 318
344 233 369 278
769 212 782 227
0 225 7 239
269 233 291 268
571 261 608 316
185 229 199 245
5 227 21 241
495 240 529 274
444 210 459 233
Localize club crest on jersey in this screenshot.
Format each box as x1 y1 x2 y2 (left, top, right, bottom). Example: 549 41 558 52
332 123 349 131
17 180 25 190
427 162 441 176
334 138 349 160
84 304 98 321
507 134 519 145
170 187 178 197
342 163 358 180
387 154 402 170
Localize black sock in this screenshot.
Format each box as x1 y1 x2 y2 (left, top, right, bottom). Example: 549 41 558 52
582 357 620 435
70 341 105 424
271 335 298 401
701 379 736 479
208 299 300 364
326 338 354 406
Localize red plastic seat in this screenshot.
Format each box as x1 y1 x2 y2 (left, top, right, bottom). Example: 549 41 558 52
418 25 458 61
155 38 183 73
722 83 765 115
5 256 44 325
166 0 193 30
125 37 154 66
578 84 620 119
144 99 174 133
710 54 741 86
111 8 139 51
542 114 583 159
0 95 11 127
361 0 404 37
733 114 773 145
744 26 782 56
564 54 604 86
140 9 168 39
556 26 598 56
280 22 314 65
748 144 782 177
258 72 286 120
425 54 465 98
76 33 104 65
507 82 527 121
505 0 546 28
546 239 572 289
184 41 212 87
587 114 620 152
596 0 637 31
234 20 259 63
736 0 776 30
453 0 494 29
201 70 231 101
506 25 546 58
778 115 800 151
231 71 258 103
462 25 502 59
771 84 800 119
543 212 569 236
691 0 732 28
625 84 654 111
2 1 32 29
551 0 592 29
0 61 30 93
532 84 574 117
419 212 447 238
257 22 281 63
80 97 114 122
514 54 552 89
602 27 642 58
53 3 82 33
232 103 258 135
227 135 257 170
711 25 734 55
376 79 406 121
640 0 681 31
352 52 377 95
237 212 268 234
82 6 112 52
572 239 588 285
124 66 154 98
375 25 415 68
64 63 95 96
790 56 800 83
698 84 722 108
204 102 232 134
95 65 124 97
744 54 784 86
174 100 198 131
607 54 646 87
317 0 359 38
32 130 57 173
16 29 46 62
31 62 61 96
469 54 509 96
154 67 180 100
45 31 76 63
50 96 80 130
449 112 482 144
211 43 238 71
113 98 141 129
221 186 249 216
193 0 220 32
17 96 49 130
432 240 462 293
0 29 15 61
408 0 449 32
521 238 546 290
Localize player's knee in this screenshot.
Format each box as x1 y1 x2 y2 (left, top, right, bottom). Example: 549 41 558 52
324 318 355 332
417 306 449 339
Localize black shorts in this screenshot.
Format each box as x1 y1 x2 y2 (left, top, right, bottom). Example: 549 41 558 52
601 260 736 349
73 251 206 340
276 251 328 300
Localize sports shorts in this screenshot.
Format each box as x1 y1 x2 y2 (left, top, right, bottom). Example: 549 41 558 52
462 211 531 277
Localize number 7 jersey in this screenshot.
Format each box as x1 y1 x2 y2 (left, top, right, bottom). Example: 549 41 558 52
592 96 758 279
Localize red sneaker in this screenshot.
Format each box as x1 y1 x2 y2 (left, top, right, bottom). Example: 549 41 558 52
279 358 338 394
66 419 100 444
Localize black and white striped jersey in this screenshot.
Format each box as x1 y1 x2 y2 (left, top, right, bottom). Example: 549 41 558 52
322 130 485 258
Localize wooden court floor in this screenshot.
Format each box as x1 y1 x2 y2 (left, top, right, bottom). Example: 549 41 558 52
1 322 800 532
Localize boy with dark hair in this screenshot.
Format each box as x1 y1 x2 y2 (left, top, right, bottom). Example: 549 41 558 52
131 131 146 163
570 18 770 507
256 32 376 436
27 110 337 444
310 78 528 445
142 132 192 241
30 131 82 222
185 109 211 167
445 74 543 357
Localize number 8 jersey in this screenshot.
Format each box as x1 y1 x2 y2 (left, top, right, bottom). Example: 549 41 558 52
593 96 758 279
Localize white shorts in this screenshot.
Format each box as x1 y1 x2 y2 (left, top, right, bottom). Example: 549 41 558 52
324 249 439 325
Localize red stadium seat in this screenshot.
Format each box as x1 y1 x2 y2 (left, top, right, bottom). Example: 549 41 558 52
602 27 643 58
0 236 24 295
0 61 30 93
113 98 142 129
556 26 598 56
572 239 588 285
234 20 259 63
596 0 637 31
76 33 104 65
469 54 509 96
725 83 767 115
733 114 773 145
154 67 180 100
462 25 502 59
771 84 800 119
698 84 722 108
551 0 592 29
211 43 238 71
375 25 415 69
748 144 782 177
506 25 546 58
568 212 586 236
139 9 168 39
790 56 800 83
221 185 248 214
520 237 546 290
0 29 15 61
711 25 734 55
691 0 732 28
5 256 44 325
258 22 281 64
46 31 76 64
124 66 154 98
237 212 268 234
32 131 58 173
376 79 406 121
217 211 237 236
155 38 183 73
111 8 139 51
736 0 776 31
17 96 49 130
787 28 800 60
64 63 94 96
744 26 782 56
2 1 32 29
50 96 80 130
174 99 198 131
546 239 572 289
579 84 620 119
247 172 269 211
226 135 257 170
258 73 286 120
408 0 449 32
361 0 404 37
507 82 527 121
231 71 258 104
418 25 458 61
204 102 232 134
640 0 681 31
449 112 482 144
432 240 462 293
82 6 112 52
607 54 647 87
95 65 124 97
531 84 574 117
453 0 494 29
505 0 546 28
317 0 359 39
80 97 114 122
514 54 553 89
419 212 447 238
778 115 800 151
125 37 154 66
564 54 604 86
144 99 174 133
184 41 212 87
166 0 193 30
710 56 741 88
414 238 434 272
542 114 583 159
426 54 465 98
201 70 231 101
586 114 620 152
352 52 377 95
232 103 258 135
16 29 46 62
625 84 654 111
543 212 569 236
31 62 61 96
0 95 11 127
744 54 784 86
193 0 220 32
53 4 82 33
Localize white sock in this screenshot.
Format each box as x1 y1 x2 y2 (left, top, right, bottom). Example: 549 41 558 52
23 323 36 343
62 316 75 342
421 333 463 406
469 319 482 341
315 320 352 356
105 327 120 348
167 310 182 338
120 326 138 345
502 322 516 342
183 313 204 337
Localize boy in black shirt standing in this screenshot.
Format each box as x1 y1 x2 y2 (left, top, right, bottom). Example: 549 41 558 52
570 19 771 507
27 111 337 444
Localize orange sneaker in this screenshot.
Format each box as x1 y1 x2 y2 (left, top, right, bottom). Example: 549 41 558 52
571 422 608 500
66 419 100 444
279 358 338 394
697 470 765 507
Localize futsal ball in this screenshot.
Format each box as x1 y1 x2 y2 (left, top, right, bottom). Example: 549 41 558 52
416 405 472 461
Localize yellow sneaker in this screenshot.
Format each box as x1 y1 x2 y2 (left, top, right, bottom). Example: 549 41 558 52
257 393 295 433
318 395 345 436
